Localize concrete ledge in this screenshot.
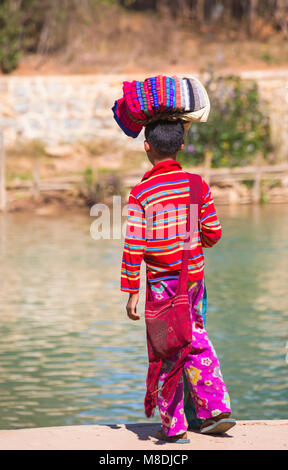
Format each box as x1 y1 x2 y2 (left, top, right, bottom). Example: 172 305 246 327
0 420 287 450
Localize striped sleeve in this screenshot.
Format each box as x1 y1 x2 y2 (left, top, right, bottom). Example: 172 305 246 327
121 192 147 293
200 180 222 248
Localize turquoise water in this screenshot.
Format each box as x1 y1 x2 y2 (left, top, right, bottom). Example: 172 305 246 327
0 203 287 429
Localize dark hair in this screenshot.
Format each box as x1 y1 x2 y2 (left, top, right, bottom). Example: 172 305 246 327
144 119 184 156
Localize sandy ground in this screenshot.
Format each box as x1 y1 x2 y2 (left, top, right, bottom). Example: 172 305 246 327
0 420 287 450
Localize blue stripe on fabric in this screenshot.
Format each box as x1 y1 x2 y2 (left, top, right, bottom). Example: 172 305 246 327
126 235 146 241
201 211 216 222
135 179 189 198
148 254 202 267
128 205 144 214
136 81 144 111
146 206 187 219
166 77 170 108
172 78 176 108
123 261 142 266
121 269 139 277
143 187 189 205
121 287 139 292
124 243 146 250
150 77 159 109
151 215 187 226
127 217 145 224
147 232 187 241
145 241 184 252
148 276 179 283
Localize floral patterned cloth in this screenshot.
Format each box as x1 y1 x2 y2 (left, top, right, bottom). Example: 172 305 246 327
147 277 232 437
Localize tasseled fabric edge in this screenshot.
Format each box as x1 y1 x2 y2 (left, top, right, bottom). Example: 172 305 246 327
112 100 143 138
144 345 192 418
160 345 192 402
144 360 162 418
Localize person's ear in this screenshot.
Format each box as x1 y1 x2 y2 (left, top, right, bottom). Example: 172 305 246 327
144 140 150 152
180 143 184 151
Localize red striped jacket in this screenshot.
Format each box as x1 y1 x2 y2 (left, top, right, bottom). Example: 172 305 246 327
121 159 222 293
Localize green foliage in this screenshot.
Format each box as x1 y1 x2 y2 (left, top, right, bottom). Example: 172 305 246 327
6 168 33 183
179 71 272 168
81 167 123 205
0 1 22 73
0 0 286 74
12 138 46 160
83 166 95 190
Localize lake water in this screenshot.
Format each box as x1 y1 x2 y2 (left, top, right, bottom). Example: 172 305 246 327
0 203 287 429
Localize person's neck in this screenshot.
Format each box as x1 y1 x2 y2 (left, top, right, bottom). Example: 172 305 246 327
152 156 177 166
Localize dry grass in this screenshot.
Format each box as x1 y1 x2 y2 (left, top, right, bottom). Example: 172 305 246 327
5 137 145 187
12 5 288 76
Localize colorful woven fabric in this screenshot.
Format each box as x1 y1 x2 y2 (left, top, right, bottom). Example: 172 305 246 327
148 278 231 429
112 97 142 138
121 159 222 293
112 75 210 138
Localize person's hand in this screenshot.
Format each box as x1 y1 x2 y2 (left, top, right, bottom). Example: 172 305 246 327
126 292 140 321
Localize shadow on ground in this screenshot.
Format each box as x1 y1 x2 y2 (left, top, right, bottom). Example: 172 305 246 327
107 422 234 446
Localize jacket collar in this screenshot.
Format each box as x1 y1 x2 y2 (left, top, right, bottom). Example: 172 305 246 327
141 159 182 182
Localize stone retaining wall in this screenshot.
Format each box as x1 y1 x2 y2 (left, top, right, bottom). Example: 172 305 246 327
0 70 287 159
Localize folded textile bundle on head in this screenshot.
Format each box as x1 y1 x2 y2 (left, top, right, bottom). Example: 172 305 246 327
112 75 211 138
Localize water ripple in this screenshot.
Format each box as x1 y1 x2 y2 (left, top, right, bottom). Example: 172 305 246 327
0 206 287 429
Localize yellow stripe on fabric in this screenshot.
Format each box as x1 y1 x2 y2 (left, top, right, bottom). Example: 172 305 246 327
127 222 146 229
145 193 188 210
147 246 184 256
138 170 183 186
148 220 186 230
123 248 144 255
121 273 141 281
